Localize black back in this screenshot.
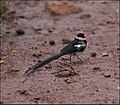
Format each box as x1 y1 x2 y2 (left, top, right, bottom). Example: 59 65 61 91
60 38 87 55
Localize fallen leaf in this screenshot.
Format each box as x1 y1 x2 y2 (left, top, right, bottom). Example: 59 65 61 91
0 60 5 64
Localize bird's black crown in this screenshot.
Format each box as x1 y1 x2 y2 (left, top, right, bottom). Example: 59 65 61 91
77 33 85 38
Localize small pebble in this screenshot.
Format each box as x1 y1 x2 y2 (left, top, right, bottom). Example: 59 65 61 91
9 10 16 14
54 70 72 77
32 54 37 57
6 31 10 34
80 14 91 19
10 68 20 72
95 89 101 92
17 15 25 19
38 60 42 62
32 25 42 31
100 1 108 4
61 57 69 61
44 41 47 44
46 90 50 93
102 52 109 57
95 43 99 46
49 40 55 45
45 64 52 69
16 29 25 35
9 41 14 44
117 86 120 90
33 59 37 62
48 29 53 33
64 78 71 84
93 67 100 71
34 47 38 50
0 60 5 64
34 97 40 100
32 53 42 58
92 31 95 34
91 52 97 57
104 72 111 78
117 48 120 50
19 90 27 95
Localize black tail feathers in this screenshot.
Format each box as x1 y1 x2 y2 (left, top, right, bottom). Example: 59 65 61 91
24 53 63 76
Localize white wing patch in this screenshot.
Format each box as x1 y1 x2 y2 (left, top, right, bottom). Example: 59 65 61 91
74 43 86 50
74 44 81 48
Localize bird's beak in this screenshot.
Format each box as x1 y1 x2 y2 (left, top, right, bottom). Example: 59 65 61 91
84 35 86 38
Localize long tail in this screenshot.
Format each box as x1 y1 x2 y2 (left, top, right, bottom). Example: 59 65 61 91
24 52 63 76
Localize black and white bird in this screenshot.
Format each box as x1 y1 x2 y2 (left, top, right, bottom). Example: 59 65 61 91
24 32 87 76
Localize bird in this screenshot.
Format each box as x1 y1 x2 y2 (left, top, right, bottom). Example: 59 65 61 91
24 32 87 76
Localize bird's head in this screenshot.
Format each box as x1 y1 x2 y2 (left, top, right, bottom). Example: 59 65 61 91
75 32 86 40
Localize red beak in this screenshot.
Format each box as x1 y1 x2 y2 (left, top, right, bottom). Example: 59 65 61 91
84 34 86 38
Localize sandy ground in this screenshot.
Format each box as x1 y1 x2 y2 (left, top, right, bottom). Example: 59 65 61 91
0 1 119 104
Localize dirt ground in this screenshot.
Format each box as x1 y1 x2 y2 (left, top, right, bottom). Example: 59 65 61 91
0 1 119 104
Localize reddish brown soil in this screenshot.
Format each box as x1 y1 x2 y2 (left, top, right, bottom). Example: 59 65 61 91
1 1 119 104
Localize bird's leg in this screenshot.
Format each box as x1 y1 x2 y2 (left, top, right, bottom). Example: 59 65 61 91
76 54 83 63
69 54 72 64
77 56 83 62
55 60 76 75
69 54 75 64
